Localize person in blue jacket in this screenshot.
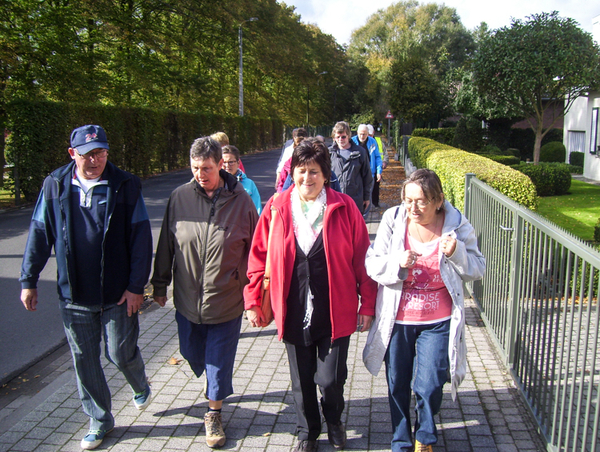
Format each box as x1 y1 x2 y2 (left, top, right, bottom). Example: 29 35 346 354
352 124 382 210
19 125 153 451
222 145 262 214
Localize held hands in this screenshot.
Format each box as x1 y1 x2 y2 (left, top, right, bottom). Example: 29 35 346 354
441 236 457 257
247 306 267 328
401 250 422 269
356 314 373 333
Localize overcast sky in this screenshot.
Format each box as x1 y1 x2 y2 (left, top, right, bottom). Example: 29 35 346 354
282 0 600 46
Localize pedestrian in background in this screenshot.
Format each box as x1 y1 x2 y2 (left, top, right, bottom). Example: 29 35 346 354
329 121 373 214
151 137 258 448
222 145 262 214
352 123 382 210
245 138 377 452
20 125 153 450
363 169 486 452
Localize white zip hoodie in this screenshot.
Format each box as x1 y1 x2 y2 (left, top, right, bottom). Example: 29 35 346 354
363 200 486 400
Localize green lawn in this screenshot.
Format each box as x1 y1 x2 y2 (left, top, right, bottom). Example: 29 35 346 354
0 185 15 209
537 179 600 242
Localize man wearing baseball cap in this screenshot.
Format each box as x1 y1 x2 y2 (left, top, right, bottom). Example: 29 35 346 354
20 125 153 450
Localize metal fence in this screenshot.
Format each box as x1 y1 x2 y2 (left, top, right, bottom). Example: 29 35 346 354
464 173 600 452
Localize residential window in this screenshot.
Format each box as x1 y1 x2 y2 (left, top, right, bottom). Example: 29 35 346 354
568 131 585 154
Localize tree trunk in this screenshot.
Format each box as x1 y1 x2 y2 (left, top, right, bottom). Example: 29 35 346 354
533 120 544 164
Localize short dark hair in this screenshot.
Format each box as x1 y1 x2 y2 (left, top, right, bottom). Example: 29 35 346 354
190 137 222 163
221 145 240 161
293 127 308 139
291 137 332 185
401 168 444 205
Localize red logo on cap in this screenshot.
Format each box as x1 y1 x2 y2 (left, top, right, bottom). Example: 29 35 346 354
85 133 97 143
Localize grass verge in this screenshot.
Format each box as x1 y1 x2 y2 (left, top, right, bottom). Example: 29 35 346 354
537 179 600 242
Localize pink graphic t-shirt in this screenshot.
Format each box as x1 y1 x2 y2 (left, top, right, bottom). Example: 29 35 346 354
396 227 453 324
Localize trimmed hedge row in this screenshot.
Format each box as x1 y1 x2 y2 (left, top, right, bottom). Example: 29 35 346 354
408 137 538 211
6 100 284 201
411 128 455 145
510 163 572 196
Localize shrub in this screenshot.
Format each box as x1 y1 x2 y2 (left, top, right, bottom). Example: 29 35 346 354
482 144 502 155
540 141 566 162
412 128 455 145
481 154 520 166
409 137 538 210
569 151 584 167
509 128 563 160
506 148 520 157
595 218 600 243
453 117 485 153
511 162 571 196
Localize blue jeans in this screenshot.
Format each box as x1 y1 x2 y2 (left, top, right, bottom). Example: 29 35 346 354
385 320 450 451
60 302 147 431
176 311 242 401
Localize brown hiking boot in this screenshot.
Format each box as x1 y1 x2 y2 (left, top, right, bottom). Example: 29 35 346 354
204 411 226 448
415 440 433 452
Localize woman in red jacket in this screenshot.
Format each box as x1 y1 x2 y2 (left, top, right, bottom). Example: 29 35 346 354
244 138 377 452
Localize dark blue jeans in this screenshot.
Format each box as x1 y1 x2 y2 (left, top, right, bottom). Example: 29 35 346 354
385 320 450 451
60 302 147 431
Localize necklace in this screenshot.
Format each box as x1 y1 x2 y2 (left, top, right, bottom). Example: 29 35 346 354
413 215 438 243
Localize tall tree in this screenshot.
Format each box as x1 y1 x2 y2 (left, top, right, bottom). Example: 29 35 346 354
472 12 600 163
348 0 475 122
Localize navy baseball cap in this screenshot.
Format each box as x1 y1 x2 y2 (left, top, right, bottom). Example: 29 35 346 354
70 125 109 155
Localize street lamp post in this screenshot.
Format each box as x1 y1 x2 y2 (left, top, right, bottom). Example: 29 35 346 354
306 71 328 128
239 17 258 117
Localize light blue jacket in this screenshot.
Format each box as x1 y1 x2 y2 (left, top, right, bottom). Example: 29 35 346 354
352 135 382 177
236 169 262 214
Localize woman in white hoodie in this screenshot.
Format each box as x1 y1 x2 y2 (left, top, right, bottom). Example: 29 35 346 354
363 169 485 452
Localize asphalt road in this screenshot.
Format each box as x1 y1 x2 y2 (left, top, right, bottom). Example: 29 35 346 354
0 147 281 386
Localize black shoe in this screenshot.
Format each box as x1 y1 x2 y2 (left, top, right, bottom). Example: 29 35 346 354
293 440 318 452
327 422 347 449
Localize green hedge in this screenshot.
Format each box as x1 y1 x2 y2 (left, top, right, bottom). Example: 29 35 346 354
569 151 584 167
480 154 521 166
5 100 284 201
511 162 572 196
540 141 566 162
411 128 455 145
408 137 538 211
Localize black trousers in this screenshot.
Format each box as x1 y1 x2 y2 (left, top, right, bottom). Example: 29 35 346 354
285 335 350 441
372 177 380 207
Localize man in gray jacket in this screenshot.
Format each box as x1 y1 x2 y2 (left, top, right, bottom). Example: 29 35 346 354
329 121 373 214
151 137 258 448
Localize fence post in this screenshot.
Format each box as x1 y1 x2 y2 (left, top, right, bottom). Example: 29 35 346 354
506 210 524 366
464 173 475 219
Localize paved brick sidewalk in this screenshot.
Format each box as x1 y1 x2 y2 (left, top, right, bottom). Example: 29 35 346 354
0 210 546 451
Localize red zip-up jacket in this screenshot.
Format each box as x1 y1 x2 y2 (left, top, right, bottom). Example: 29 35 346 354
244 186 377 341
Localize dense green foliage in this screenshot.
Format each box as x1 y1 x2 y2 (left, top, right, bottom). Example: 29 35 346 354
471 12 600 163
408 137 538 210
5 100 282 201
511 162 571 196
481 154 520 166
452 117 484 153
347 1 474 125
569 152 584 167
411 128 454 144
508 128 563 160
540 141 566 162
0 0 360 126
